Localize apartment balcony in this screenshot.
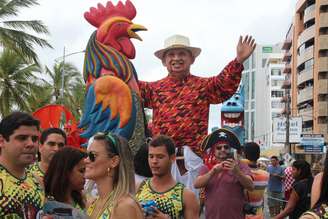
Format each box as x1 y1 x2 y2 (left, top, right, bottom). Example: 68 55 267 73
282 39 292 50
283 64 291 74
299 107 313 122
319 57 328 72
297 67 313 85
281 95 288 103
304 4 315 23
319 101 328 116
297 46 314 67
297 87 313 104
319 35 328 50
318 79 328 94
320 13 328 28
283 51 292 62
282 80 291 89
297 25 315 48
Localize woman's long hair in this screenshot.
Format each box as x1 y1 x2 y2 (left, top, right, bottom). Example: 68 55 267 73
44 147 86 209
93 133 135 204
292 160 313 182
315 155 328 207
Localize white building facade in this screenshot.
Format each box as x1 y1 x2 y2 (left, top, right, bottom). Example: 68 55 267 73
242 44 285 149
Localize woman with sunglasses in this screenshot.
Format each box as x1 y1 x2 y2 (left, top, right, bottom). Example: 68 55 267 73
85 133 144 219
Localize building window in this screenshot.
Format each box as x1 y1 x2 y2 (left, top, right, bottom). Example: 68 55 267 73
252 54 256 69
271 90 284 97
251 101 255 109
251 71 255 99
243 58 250 70
262 58 267 68
272 112 279 118
320 27 328 35
245 112 249 138
297 38 314 55
319 49 328 57
304 18 315 29
305 58 314 69
320 5 328 13
272 80 284 87
318 117 328 124
272 101 284 108
298 58 314 72
251 112 255 140
319 72 328 79
243 73 249 100
271 69 282 76
306 0 315 7
318 94 328 101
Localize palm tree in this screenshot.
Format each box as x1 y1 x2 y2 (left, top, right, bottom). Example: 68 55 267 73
64 77 85 121
44 61 83 104
27 82 52 112
0 0 51 63
0 48 43 117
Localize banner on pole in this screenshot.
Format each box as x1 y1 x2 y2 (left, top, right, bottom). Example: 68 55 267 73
272 117 302 143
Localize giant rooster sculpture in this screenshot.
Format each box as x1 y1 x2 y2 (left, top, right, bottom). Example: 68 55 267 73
79 0 147 154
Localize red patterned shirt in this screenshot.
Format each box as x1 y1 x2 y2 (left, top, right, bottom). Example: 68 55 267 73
284 166 295 191
139 59 243 155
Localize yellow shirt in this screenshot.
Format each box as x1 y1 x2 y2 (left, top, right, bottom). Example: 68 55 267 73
136 179 184 219
0 164 45 219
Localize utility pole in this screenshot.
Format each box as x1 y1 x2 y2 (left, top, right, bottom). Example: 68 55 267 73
285 88 291 154
60 47 66 104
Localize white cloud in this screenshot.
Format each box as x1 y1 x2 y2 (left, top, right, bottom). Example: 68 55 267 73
18 0 297 129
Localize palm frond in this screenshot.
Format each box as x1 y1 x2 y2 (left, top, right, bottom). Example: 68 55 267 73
0 0 38 19
0 27 52 63
2 20 49 34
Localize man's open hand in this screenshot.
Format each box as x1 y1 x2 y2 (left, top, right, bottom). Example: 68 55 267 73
236 35 256 64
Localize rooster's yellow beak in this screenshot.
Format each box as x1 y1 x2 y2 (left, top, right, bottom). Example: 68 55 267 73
128 24 147 41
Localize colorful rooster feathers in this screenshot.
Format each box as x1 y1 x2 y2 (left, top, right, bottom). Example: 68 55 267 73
79 0 147 154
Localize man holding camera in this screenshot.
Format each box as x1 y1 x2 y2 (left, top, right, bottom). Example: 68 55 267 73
194 128 254 219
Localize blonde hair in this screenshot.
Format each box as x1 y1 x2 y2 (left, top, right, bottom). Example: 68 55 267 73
112 135 135 200
93 133 135 203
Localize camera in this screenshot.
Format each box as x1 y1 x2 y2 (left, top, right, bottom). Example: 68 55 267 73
140 200 157 216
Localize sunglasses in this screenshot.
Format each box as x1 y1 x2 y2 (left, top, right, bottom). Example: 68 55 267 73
216 145 230 150
86 151 97 162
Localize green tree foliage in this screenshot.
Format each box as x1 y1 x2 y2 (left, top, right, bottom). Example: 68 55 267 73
43 61 85 120
0 0 52 64
0 49 43 117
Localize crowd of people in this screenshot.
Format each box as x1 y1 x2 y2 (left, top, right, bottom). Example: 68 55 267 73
3 111 328 219
2 33 328 219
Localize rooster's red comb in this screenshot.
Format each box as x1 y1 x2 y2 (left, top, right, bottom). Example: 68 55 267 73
84 0 136 27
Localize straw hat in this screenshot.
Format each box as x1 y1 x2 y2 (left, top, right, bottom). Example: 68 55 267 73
154 34 201 60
